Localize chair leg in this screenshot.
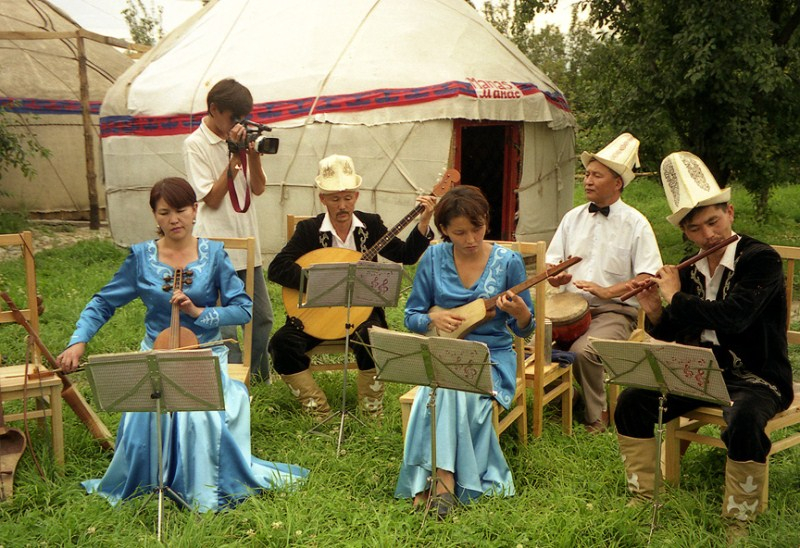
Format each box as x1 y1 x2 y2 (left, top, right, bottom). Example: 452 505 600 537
663 418 682 486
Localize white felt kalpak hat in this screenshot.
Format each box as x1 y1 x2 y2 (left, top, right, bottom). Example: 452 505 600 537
660 151 731 226
314 154 362 193
580 133 641 187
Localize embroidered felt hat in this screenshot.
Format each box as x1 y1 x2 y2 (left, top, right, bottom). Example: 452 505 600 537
314 154 362 193
580 133 641 187
660 151 731 226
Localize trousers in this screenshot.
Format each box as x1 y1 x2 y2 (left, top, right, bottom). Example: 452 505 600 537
615 379 784 462
269 308 385 375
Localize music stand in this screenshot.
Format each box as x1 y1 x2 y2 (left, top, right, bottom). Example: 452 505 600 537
85 349 223 542
590 336 731 539
367 326 494 525
298 261 403 454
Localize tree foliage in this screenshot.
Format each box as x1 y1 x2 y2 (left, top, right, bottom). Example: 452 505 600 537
0 107 50 186
122 0 164 46
484 0 800 220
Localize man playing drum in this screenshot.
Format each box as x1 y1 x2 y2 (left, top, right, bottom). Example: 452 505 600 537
546 133 662 433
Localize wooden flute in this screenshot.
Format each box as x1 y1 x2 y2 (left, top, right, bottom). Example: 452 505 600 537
619 234 739 302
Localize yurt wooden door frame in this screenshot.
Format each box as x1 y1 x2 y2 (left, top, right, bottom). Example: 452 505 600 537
453 120 521 241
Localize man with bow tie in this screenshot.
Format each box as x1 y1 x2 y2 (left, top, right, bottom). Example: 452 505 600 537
545 133 662 433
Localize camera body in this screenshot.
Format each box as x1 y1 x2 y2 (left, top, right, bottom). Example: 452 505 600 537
226 119 279 155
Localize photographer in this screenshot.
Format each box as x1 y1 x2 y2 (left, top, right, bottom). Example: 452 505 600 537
183 78 274 382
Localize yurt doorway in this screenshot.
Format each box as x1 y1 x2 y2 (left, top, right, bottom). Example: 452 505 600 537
454 120 521 241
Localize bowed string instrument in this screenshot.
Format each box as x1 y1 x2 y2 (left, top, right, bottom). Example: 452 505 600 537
153 269 199 350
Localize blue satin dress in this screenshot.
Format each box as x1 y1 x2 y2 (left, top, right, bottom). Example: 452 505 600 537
70 239 308 512
396 243 535 503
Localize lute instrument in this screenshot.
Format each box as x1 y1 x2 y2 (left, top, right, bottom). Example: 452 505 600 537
426 255 583 339
283 169 460 340
1 292 114 450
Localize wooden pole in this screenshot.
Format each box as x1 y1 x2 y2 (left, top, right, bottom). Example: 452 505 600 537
76 34 99 230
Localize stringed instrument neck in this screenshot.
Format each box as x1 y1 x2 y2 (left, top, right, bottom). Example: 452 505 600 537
482 255 582 310
360 203 425 262
154 268 197 350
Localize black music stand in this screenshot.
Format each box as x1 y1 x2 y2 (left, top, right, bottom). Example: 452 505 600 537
367 326 494 526
85 349 223 542
590 336 731 540
298 261 403 454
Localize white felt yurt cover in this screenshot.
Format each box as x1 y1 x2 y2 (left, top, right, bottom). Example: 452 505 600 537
101 0 576 255
0 0 133 218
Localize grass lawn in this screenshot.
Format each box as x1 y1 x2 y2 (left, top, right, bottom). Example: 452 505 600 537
0 179 798 547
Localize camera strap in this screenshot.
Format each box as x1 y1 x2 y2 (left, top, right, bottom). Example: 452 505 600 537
226 150 251 213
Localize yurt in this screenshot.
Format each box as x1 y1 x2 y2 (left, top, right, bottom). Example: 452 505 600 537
0 0 136 222
101 0 577 256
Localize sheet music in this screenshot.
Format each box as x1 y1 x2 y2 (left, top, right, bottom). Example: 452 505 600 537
86 349 224 413
368 327 494 395
300 261 403 308
591 337 731 405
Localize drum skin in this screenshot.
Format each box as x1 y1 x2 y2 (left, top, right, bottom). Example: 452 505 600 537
546 292 591 345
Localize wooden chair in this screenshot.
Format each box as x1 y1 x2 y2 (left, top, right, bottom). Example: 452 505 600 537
399 240 534 443
518 240 574 437
0 231 64 466
662 244 800 510
209 236 256 387
285 214 355 372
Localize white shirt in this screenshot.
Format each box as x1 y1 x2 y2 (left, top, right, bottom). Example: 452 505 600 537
183 121 265 269
319 212 365 251
696 232 739 345
546 199 663 307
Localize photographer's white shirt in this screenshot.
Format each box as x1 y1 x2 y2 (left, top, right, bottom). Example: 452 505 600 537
183 121 265 269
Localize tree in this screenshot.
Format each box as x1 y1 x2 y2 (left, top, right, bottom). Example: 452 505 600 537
581 0 800 220
484 0 800 220
122 0 164 47
0 107 50 188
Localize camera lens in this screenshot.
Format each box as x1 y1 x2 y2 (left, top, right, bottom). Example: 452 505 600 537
254 136 279 154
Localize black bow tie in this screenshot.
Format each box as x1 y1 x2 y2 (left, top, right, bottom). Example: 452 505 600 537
589 203 610 217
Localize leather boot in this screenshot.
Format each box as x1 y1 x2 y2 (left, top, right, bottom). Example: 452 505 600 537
723 458 767 521
280 370 331 417
356 368 384 417
617 434 658 505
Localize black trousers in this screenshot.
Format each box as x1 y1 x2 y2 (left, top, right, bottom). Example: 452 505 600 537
269 309 385 375
615 379 784 463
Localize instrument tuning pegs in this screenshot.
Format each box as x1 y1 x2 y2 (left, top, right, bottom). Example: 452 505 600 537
162 283 173 292
163 273 173 281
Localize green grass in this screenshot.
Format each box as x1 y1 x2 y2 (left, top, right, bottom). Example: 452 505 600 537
0 182 799 546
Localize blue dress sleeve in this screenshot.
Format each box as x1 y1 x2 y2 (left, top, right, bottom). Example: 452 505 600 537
404 248 435 334
193 244 252 330
68 249 140 346
505 251 535 339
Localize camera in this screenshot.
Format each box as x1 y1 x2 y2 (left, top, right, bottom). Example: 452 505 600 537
226 119 279 155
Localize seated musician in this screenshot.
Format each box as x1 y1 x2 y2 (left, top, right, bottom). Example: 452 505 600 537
267 154 435 418
56 177 308 512
546 133 662 433
615 152 794 528
395 185 535 518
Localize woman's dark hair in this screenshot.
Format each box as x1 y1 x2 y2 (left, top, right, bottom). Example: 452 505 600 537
206 78 253 120
434 185 490 242
149 177 197 211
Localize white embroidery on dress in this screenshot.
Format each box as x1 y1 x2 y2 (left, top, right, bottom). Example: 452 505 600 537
197 308 220 328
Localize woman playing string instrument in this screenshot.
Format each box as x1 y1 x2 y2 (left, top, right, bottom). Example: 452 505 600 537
395 185 535 517
56 177 307 511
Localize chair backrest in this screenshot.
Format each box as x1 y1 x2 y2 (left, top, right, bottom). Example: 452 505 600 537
287 214 313 239
487 240 548 368
208 236 255 371
0 231 41 364
773 245 800 346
